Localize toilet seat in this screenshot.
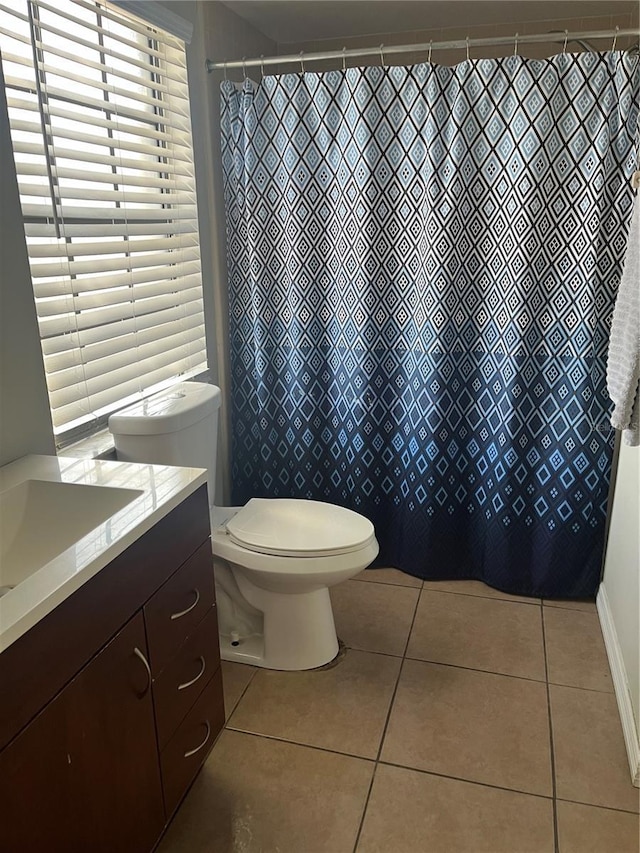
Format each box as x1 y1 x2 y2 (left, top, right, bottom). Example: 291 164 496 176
225 498 376 558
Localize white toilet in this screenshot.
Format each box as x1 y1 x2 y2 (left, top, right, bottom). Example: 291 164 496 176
108 382 379 670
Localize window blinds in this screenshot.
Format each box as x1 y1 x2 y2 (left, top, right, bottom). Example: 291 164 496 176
0 0 207 438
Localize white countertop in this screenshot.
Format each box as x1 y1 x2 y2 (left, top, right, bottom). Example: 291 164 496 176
0 455 208 653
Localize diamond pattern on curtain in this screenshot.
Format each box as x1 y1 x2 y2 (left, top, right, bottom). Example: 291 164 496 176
220 53 639 598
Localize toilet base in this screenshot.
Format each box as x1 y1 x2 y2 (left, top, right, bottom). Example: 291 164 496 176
211 517 379 672
217 579 339 671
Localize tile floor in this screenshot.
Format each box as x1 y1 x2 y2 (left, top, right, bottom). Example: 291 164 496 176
159 570 639 853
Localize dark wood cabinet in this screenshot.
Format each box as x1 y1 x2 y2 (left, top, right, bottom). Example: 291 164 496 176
0 485 225 852
0 613 163 853
67 613 165 853
0 677 77 853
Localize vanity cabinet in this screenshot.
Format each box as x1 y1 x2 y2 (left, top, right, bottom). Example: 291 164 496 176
0 485 224 853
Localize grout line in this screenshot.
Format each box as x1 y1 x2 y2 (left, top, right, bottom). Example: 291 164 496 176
548 681 620 697
223 666 258 727
342 644 406 659
372 584 422 765
376 759 555 802
541 604 560 853
224 725 376 763
420 586 541 606
546 679 615 695
351 761 379 853
352 577 422 589
402 655 549 685
542 602 596 612
353 585 422 853
554 796 640 817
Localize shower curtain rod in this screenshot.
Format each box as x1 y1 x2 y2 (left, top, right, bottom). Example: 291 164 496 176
206 27 640 73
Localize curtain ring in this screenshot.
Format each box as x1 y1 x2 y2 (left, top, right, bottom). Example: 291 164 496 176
380 43 386 68
342 46 347 71
428 39 433 63
466 36 470 62
260 55 265 78
223 61 228 81
299 51 305 73
612 25 619 51
514 33 519 56
562 30 569 53
242 56 247 78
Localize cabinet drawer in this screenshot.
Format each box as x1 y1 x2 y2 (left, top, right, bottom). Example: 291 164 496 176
153 607 221 749
145 542 214 674
160 665 224 818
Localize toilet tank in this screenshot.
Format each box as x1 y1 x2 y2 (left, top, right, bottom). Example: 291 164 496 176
108 382 221 508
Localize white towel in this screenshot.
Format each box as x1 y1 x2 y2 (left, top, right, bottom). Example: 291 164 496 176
607 187 640 446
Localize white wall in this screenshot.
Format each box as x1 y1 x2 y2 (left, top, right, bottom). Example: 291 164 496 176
600 441 640 772
0 64 55 467
281 7 637 69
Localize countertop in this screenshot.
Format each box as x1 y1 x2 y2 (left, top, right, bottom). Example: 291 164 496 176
0 455 207 652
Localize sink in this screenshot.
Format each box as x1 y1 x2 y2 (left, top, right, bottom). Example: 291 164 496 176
0 479 143 589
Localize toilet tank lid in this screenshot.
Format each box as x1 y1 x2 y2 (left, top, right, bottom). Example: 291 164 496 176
108 382 221 436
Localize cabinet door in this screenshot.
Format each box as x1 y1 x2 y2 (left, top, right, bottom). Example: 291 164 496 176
0 685 78 853
67 611 165 853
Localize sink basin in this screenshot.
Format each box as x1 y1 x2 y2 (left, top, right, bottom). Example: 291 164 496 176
0 479 143 589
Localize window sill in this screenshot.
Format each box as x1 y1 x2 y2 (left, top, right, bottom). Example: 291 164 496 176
57 428 116 461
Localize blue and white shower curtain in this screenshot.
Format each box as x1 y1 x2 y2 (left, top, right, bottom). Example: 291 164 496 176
221 52 639 598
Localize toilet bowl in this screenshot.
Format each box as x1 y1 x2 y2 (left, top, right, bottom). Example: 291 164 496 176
108 383 379 670
211 499 378 669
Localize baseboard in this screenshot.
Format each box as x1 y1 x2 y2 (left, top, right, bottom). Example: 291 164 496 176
596 586 640 787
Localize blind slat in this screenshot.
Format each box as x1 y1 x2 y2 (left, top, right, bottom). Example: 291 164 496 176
4 51 190 113
31 3 187 70
9 102 188 148
28 233 197 258
47 323 206 391
50 341 205 407
41 300 205 354
7 112 193 159
51 359 206 431
37 287 204 336
13 140 194 178
31 246 200 279
25 220 198 238
15 160 194 191
20 202 198 220
34 265 202 300
71 0 185 47
44 313 204 371
19 182 196 207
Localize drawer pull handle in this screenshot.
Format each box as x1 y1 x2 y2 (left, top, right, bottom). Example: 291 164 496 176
170 588 200 621
133 647 152 696
183 720 211 758
178 656 206 691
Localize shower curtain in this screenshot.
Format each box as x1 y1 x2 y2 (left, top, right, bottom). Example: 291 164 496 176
220 52 639 598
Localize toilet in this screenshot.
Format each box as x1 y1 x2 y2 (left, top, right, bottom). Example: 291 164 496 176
108 382 379 670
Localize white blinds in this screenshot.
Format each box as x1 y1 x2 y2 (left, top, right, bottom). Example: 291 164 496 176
0 0 207 438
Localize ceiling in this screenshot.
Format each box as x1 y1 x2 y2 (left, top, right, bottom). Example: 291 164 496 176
220 1 638 46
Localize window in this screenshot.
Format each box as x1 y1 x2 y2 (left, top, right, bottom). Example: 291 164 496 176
0 0 207 443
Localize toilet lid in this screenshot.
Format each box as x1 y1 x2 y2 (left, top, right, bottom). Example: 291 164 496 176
225 498 376 557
